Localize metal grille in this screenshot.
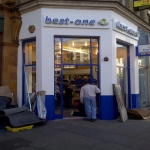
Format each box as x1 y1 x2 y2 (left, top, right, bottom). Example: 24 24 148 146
0 138 32 150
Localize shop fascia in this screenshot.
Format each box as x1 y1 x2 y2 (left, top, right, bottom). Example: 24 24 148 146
116 21 140 38
45 16 109 26
45 16 95 25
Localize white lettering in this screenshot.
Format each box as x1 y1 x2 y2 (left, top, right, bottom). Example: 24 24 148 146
116 21 139 37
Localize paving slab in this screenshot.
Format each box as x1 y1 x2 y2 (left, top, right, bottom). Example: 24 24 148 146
0 119 150 150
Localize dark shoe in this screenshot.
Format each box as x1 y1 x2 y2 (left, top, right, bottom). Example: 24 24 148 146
83 118 91 121
91 119 97 122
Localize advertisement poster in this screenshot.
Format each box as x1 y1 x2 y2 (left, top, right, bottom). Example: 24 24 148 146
134 0 150 8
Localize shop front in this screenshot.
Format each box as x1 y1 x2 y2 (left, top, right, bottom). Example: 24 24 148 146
18 8 140 120
136 45 150 108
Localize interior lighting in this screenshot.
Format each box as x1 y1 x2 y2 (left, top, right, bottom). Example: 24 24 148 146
59 42 61 49
85 42 87 46
63 48 87 54
72 41 74 46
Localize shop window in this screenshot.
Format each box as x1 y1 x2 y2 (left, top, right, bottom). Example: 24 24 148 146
116 44 128 107
92 39 98 64
24 42 36 94
138 56 149 108
62 38 90 64
138 56 148 66
55 38 61 64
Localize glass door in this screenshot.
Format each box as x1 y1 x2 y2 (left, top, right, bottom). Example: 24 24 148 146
138 56 149 108
116 44 128 108
23 41 36 108
139 68 148 108
54 37 99 119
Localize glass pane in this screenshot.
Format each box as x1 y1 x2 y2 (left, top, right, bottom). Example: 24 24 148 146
24 66 36 109
116 44 127 67
139 68 148 108
55 38 61 64
24 42 36 108
116 67 128 107
55 65 61 115
25 42 36 65
138 56 148 66
62 38 90 64
63 65 90 117
116 44 128 107
92 66 98 85
92 39 98 64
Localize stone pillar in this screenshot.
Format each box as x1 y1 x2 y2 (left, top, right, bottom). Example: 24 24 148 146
125 0 134 12
0 0 22 104
140 9 149 23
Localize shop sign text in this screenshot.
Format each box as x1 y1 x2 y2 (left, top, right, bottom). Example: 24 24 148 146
45 16 95 26
116 21 140 37
137 44 150 56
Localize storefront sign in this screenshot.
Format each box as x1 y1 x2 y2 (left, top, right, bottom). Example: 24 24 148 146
116 22 140 37
44 16 110 29
136 44 150 56
45 16 95 26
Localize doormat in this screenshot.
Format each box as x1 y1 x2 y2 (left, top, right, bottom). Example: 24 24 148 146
127 109 150 119
0 137 32 150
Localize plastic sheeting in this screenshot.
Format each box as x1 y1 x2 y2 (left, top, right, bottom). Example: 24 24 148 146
37 91 47 119
113 84 128 122
0 106 43 127
0 86 15 105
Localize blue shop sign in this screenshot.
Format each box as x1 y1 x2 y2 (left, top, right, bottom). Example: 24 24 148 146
45 16 95 26
136 44 150 56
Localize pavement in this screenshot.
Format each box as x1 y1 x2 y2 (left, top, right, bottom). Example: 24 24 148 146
1 118 150 150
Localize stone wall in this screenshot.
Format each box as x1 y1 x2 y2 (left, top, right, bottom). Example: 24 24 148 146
0 0 21 104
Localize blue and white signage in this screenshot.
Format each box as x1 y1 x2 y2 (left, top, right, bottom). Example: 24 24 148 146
136 44 150 56
44 16 110 29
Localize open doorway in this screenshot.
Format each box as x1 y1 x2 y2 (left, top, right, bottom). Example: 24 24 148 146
54 37 99 119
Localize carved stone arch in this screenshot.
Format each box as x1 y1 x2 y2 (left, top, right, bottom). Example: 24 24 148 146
11 11 22 43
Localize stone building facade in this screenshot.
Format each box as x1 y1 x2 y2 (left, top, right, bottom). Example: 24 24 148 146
0 0 21 104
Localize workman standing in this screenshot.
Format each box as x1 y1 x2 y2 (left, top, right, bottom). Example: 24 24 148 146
80 80 101 122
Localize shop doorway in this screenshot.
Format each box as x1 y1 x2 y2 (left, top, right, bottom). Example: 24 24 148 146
22 40 36 105
54 37 100 119
139 68 148 108
116 43 129 108
138 57 149 108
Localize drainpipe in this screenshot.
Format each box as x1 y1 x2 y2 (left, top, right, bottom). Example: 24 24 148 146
0 17 4 85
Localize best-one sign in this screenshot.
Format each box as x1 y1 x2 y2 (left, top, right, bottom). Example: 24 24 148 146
45 16 95 25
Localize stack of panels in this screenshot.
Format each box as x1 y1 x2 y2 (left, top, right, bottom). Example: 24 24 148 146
0 106 43 127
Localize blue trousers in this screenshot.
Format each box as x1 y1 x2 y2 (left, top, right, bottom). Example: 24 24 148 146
83 97 96 119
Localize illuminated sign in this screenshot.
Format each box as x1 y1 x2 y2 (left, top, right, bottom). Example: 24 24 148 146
136 44 150 56
134 0 150 8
